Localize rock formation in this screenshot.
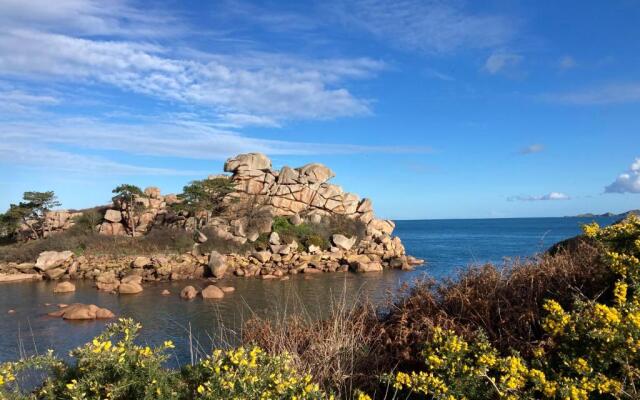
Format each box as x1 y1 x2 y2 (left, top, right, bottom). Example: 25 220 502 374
0 153 424 284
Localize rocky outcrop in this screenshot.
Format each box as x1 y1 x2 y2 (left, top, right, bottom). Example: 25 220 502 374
2 153 424 284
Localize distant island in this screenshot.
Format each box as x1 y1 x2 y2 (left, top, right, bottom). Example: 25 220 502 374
569 209 640 218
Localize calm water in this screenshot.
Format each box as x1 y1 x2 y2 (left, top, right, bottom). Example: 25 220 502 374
0 216 616 363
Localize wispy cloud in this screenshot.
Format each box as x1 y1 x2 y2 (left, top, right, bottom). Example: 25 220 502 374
558 55 576 70
508 192 570 202
0 30 384 125
541 82 640 105
484 52 522 74
328 0 515 54
518 144 544 155
605 158 640 194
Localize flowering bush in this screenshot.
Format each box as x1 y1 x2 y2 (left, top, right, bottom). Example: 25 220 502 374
182 346 328 399
390 215 640 399
0 319 330 400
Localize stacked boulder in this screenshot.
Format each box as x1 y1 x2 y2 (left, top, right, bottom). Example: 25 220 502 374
99 187 170 236
224 153 364 219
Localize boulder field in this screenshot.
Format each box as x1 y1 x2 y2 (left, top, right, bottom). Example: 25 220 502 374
1 153 424 288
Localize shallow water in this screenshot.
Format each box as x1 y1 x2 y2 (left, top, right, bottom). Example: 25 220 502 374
0 216 616 364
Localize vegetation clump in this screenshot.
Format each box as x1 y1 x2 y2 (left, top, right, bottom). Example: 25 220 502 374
0 319 330 400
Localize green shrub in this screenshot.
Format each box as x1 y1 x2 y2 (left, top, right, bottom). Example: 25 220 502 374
0 319 329 400
387 215 640 399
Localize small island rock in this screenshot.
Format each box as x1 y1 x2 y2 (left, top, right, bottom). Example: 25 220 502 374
53 281 76 293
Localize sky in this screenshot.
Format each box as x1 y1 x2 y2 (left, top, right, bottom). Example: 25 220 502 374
0 0 639 219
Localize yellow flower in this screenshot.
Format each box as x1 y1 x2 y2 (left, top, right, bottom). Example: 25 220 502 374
613 281 628 305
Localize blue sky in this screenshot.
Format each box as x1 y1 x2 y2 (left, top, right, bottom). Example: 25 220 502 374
0 0 639 219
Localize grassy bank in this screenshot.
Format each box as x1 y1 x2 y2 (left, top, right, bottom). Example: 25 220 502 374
0 215 366 263
2 216 640 399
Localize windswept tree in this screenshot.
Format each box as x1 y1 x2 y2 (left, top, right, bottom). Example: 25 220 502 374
1 191 61 239
173 177 235 227
112 184 146 236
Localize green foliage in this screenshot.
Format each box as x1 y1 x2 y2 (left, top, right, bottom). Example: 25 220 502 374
0 191 61 239
174 178 234 222
70 210 103 234
0 319 329 400
112 184 147 236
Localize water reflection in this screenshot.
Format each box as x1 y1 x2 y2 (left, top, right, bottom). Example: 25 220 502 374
0 269 421 364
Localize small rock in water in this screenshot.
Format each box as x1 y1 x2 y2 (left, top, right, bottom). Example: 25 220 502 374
201 285 224 299
220 286 235 293
8 309 15 314
58 303 68 308
54 281 76 293
48 303 115 320
180 286 198 300
161 289 171 295
118 282 143 294
280 276 290 281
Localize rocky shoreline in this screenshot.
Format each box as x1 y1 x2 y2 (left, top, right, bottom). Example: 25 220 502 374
1 153 424 291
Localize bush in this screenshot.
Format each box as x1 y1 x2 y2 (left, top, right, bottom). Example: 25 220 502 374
0 227 196 262
387 215 640 399
0 319 329 400
271 215 364 251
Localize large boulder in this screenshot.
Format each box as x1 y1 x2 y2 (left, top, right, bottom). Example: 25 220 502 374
44 267 66 280
144 186 162 199
53 281 76 293
224 153 272 172
103 209 122 223
35 251 74 271
298 163 335 183
132 256 152 269
180 286 198 300
208 251 227 278
332 234 356 251
119 282 143 294
201 285 224 299
48 303 115 320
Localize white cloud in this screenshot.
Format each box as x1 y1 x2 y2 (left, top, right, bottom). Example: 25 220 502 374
508 192 570 202
558 55 576 70
0 142 205 176
0 89 60 113
0 30 383 125
605 158 640 194
484 52 522 74
0 0 181 37
519 144 544 155
541 82 640 105
328 0 514 54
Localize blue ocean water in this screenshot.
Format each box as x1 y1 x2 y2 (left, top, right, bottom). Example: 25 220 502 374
0 216 619 363
394 216 618 281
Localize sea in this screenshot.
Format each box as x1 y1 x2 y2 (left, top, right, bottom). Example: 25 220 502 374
0 216 618 364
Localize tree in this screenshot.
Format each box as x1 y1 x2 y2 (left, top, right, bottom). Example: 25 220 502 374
174 178 235 227
1 191 62 239
112 184 146 237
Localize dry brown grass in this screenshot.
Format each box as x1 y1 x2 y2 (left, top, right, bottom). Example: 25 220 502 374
243 293 383 398
242 239 615 397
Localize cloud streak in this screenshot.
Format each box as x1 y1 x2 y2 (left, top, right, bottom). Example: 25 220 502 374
541 82 640 105
518 144 544 155
328 0 515 54
508 192 570 202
